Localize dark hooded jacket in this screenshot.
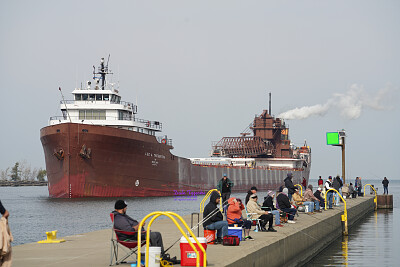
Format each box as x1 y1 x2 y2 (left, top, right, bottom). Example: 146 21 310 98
203 192 223 228
284 176 296 194
314 190 324 202
245 190 253 205
262 196 276 211
277 193 291 210
332 177 342 190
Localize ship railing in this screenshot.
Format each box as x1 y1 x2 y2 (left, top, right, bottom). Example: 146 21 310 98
190 163 305 171
49 116 163 130
134 118 163 130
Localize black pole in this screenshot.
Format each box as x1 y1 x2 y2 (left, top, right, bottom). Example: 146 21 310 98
269 92 272 115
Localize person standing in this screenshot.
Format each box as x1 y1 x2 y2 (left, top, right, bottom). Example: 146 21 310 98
349 183 356 198
301 177 307 190
318 176 324 188
382 177 389 195
217 174 234 204
325 176 334 209
332 176 342 206
284 173 296 201
357 177 363 196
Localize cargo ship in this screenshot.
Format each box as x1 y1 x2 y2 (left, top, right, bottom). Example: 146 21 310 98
40 58 311 198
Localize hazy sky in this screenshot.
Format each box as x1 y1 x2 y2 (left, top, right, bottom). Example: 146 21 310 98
1 0 399 182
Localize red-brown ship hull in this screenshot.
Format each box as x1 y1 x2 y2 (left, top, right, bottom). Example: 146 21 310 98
41 123 310 198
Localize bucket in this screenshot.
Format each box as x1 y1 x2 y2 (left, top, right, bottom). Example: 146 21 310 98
143 246 161 267
203 229 215 244
180 237 207 266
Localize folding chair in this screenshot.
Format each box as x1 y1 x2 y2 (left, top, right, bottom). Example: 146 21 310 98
244 205 262 232
110 213 146 266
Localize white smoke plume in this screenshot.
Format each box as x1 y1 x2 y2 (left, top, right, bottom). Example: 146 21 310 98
278 84 392 120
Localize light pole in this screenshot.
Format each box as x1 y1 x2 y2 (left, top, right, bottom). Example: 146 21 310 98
326 130 346 184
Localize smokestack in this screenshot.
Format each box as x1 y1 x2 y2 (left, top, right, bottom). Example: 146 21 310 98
269 92 272 115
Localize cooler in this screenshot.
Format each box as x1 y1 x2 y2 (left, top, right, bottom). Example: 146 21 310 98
228 226 243 241
180 237 207 266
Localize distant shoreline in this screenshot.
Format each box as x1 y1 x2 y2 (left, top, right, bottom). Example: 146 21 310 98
0 180 47 187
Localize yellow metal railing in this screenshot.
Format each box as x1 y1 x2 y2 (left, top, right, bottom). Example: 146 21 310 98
200 189 223 213
137 211 206 267
324 189 348 235
364 184 377 211
294 184 303 196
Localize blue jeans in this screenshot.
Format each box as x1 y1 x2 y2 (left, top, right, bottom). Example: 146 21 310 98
288 193 293 201
303 201 314 212
334 192 339 205
281 208 296 220
205 221 228 238
327 191 333 208
269 210 281 225
313 200 320 211
384 186 388 194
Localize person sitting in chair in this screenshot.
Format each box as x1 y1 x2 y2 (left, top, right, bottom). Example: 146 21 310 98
227 197 254 240
112 200 164 254
247 194 276 232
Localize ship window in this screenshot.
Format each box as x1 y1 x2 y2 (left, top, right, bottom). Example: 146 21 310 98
79 110 105 120
82 94 88 100
116 96 121 104
96 94 102 101
79 110 86 120
111 95 116 103
56 129 60 133
89 94 95 101
93 110 106 120
103 94 109 101
75 94 82 101
118 110 132 121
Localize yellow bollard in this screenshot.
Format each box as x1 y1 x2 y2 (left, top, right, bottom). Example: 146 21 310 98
38 230 65 243
324 189 348 236
364 184 377 211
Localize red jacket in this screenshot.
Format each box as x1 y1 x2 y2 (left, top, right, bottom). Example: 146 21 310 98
226 197 244 224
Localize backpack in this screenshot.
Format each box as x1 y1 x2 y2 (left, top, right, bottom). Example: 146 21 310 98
222 235 240 246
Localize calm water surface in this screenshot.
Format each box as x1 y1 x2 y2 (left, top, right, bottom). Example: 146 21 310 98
1 179 398 266
306 179 400 266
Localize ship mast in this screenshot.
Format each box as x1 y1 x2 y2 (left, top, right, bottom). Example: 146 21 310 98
93 55 112 90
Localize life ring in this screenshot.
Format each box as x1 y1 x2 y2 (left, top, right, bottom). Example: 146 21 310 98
161 139 167 144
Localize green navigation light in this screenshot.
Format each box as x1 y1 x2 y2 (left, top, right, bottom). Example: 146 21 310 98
326 132 340 145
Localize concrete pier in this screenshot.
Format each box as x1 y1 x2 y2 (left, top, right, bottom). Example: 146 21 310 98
377 194 393 209
12 196 375 267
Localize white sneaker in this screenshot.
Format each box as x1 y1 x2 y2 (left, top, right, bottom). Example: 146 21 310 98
287 220 296 224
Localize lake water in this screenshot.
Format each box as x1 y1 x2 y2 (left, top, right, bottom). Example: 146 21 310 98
1 179 398 266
